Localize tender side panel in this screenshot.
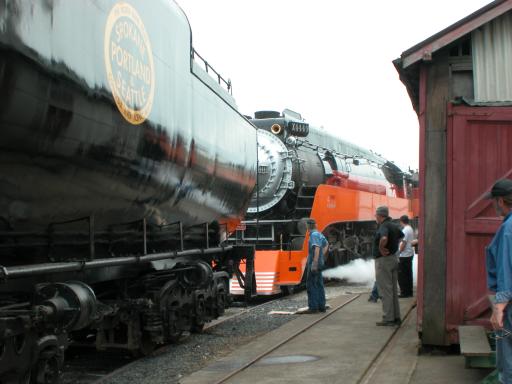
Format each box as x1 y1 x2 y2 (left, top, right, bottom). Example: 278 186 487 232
0 0 256 231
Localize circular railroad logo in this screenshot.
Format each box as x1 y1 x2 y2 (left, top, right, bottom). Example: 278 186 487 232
104 2 155 125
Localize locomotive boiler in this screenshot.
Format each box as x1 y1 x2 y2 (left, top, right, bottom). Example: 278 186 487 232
0 0 256 381
230 110 416 297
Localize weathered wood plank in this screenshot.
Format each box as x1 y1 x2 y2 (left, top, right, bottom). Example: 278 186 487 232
459 325 492 356
422 50 449 346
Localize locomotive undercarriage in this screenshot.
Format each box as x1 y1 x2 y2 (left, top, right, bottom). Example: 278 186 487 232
323 221 377 267
0 217 236 383
234 217 376 264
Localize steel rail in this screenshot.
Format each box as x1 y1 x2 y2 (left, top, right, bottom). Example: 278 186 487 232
357 301 417 384
203 296 286 331
212 293 361 384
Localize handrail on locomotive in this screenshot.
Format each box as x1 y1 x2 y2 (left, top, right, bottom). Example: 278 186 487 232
192 48 232 94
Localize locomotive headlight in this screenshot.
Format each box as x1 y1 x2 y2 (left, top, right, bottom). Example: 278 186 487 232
271 124 283 135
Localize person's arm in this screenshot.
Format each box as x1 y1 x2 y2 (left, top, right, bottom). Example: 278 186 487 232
399 239 406 253
377 225 390 256
379 236 389 256
491 302 508 330
491 232 512 329
311 246 321 272
399 227 411 252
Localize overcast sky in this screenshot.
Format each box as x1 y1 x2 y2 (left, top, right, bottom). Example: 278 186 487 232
177 0 492 171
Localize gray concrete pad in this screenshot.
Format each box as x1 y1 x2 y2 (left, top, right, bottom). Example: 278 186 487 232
180 294 492 384
360 306 418 384
181 294 413 384
362 309 492 384
412 355 490 384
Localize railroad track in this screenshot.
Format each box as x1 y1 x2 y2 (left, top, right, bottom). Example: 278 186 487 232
208 294 361 384
358 302 417 384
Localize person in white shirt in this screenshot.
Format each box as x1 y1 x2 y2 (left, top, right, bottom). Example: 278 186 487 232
398 215 415 298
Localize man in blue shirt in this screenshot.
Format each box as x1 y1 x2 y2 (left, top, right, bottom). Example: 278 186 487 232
304 219 329 313
485 178 512 384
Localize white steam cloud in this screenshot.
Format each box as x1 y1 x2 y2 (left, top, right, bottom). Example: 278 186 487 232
323 256 418 287
323 259 375 286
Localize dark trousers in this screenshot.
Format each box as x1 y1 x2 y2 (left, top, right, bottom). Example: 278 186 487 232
306 269 326 311
370 281 379 300
375 255 400 322
398 256 413 296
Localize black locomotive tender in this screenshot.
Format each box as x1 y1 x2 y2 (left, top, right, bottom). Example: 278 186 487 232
0 0 257 381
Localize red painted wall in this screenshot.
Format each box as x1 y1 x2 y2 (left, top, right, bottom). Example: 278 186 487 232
418 102 512 343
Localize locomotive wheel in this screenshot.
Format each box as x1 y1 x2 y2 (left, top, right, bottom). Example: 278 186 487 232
191 295 206 333
168 320 183 343
19 370 31 384
167 307 184 343
161 283 185 343
281 285 295 296
190 320 204 333
34 348 61 384
139 332 156 356
216 282 227 317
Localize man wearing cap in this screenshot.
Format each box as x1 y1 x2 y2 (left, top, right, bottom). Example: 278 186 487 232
304 219 329 313
374 206 403 326
485 179 512 383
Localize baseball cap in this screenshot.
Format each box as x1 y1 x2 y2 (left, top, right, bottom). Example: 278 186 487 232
485 179 512 199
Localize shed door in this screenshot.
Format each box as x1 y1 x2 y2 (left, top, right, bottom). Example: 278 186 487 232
446 104 512 340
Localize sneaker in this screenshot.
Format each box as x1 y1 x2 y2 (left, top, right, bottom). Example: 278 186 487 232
376 320 400 326
300 309 319 314
368 296 378 303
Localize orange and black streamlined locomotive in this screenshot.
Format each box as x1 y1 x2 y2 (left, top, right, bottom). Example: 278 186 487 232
230 110 418 297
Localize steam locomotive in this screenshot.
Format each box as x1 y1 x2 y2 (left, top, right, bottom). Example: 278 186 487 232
230 110 418 297
0 1 256 381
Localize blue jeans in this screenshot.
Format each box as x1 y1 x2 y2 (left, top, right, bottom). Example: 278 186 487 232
370 281 379 300
306 268 325 311
497 304 512 383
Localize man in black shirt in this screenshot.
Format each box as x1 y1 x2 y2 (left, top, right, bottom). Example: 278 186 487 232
374 206 403 326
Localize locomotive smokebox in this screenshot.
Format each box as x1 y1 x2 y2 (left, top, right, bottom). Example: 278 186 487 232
248 130 295 213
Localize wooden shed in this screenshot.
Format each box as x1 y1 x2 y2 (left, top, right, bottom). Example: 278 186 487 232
394 0 512 346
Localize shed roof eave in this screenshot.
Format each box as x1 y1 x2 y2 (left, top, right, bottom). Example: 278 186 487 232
394 58 420 115
401 0 512 69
